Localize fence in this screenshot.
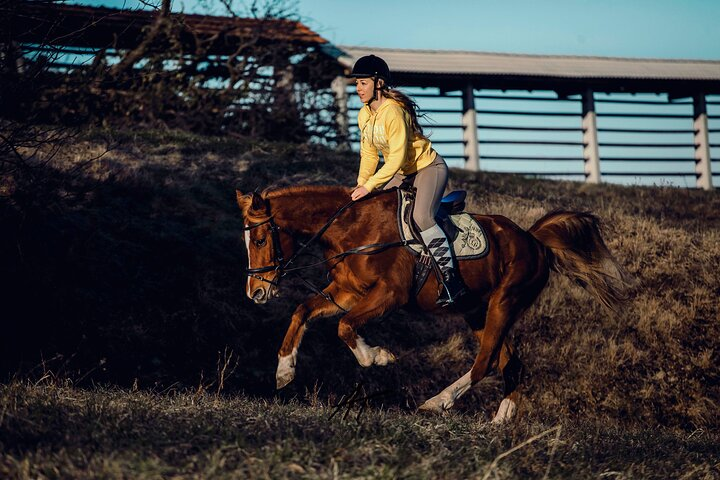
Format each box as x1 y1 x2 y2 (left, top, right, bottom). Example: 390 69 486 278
345 86 719 189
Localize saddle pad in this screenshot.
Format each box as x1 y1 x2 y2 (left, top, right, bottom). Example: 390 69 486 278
398 190 489 259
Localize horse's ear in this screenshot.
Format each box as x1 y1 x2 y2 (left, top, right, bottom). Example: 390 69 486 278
236 189 250 213
249 191 267 213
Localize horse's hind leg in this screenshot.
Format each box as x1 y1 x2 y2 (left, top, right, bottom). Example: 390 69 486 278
418 369 473 412
276 283 358 389
417 332 519 414
491 338 523 424
337 281 402 367
418 285 529 419
417 306 488 413
468 283 536 423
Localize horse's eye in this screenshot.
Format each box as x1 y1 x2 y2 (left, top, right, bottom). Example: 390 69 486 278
254 237 267 247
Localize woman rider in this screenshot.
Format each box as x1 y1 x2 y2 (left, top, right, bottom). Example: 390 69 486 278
348 54 466 306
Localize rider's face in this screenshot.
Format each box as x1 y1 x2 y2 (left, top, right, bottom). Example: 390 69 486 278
355 77 376 104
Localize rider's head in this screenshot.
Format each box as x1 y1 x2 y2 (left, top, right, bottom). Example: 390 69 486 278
349 54 424 136
349 55 391 105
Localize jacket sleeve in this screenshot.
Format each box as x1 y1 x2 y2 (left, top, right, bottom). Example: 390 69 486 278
363 107 409 192
357 109 379 186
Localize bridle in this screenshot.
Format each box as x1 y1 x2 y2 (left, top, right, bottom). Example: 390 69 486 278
242 197 418 310
243 215 285 285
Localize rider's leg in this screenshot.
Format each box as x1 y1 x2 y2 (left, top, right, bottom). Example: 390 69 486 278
419 225 467 305
413 155 467 305
383 172 405 190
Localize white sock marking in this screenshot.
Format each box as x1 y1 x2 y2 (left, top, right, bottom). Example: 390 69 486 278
350 336 374 367
491 398 517 424
276 348 298 385
420 370 473 411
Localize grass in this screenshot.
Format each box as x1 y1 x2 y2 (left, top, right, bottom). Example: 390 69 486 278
1 380 718 479
1 126 719 478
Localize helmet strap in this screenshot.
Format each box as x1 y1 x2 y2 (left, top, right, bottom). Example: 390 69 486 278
366 74 377 106
367 74 383 107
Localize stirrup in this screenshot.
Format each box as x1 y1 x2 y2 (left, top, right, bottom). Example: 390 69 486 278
436 271 468 306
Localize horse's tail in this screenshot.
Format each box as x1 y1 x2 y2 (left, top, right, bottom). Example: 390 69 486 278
528 209 634 312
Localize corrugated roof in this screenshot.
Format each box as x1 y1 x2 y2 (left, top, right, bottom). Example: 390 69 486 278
338 46 720 82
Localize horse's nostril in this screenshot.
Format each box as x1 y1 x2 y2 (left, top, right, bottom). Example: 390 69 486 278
252 288 265 301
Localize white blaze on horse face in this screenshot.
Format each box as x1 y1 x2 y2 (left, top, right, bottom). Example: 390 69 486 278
244 225 252 298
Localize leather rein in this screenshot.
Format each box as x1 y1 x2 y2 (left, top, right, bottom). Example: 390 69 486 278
242 199 418 310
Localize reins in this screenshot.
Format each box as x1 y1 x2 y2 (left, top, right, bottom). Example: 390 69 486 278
243 196 419 311
282 199 356 271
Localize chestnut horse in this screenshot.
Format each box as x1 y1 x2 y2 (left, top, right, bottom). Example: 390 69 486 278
237 185 630 423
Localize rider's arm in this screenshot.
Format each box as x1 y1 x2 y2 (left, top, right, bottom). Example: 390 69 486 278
363 106 409 192
357 108 379 186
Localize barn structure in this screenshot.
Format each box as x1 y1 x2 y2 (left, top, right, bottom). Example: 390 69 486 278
334 47 720 190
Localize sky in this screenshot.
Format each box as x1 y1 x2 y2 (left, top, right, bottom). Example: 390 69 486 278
296 0 720 60
81 0 720 60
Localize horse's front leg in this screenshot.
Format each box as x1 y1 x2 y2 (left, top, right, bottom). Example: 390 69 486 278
337 280 403 367
277 283 357 389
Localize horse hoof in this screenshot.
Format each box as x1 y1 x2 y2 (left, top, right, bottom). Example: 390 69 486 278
490 398 517 424
374 348 396 366
276 352 296 389
417 399 447 414
276 373 294 390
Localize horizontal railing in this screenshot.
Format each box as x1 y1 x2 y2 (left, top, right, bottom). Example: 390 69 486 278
346 87 718 188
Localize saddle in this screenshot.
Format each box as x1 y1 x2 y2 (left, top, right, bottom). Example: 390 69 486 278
396 187 489 297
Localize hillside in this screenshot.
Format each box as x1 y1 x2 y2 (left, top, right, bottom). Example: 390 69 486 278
1 128 719 477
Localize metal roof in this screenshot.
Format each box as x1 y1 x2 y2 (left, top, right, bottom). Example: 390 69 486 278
338 45 720 93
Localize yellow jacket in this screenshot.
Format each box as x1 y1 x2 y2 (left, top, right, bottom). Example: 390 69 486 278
357 99 437 192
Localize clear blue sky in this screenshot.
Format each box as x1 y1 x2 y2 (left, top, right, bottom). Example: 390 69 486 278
78 0 720 60
297 0 720 60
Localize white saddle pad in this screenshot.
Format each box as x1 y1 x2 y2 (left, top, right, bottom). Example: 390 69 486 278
397 190 489 259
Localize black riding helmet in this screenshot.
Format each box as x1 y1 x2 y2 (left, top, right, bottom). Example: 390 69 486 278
349 54 392 84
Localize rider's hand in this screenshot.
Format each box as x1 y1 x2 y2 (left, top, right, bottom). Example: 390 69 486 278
351 185 369 201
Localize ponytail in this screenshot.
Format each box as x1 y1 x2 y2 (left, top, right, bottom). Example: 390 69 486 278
382 88 426 137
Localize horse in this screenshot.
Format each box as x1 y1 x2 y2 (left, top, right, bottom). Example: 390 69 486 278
236 185 631 423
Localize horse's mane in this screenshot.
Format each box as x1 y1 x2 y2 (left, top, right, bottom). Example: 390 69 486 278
262 184 397 202
261 185 348 200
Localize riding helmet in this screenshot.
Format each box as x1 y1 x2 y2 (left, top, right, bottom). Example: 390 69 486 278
349 55 392 83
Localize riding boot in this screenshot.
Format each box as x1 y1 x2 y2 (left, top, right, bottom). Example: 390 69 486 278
437 268 468 306
419 224 468 306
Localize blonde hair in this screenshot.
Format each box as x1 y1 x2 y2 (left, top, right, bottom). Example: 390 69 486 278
381 87 426 137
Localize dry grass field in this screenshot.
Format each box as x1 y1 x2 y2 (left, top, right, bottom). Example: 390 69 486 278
1 128 718 478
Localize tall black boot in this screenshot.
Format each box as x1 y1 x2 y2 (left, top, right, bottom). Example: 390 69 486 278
437 267 468 306
419 224 468 306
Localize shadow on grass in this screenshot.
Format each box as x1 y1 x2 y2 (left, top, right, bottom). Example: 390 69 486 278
0 132 459 409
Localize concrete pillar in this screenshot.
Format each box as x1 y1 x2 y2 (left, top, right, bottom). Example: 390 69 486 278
693 94 713 190
462 83 479 171
582 89 601 184
331 75 350 151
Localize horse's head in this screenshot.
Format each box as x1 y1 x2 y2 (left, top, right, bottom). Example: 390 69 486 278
236 190 293 304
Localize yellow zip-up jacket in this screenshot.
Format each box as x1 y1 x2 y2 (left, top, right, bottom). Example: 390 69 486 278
357 99 437 192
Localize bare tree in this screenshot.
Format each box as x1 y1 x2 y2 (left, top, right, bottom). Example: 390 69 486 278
1 0 343 142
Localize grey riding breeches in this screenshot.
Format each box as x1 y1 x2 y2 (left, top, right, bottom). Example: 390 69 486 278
383 154 448 231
